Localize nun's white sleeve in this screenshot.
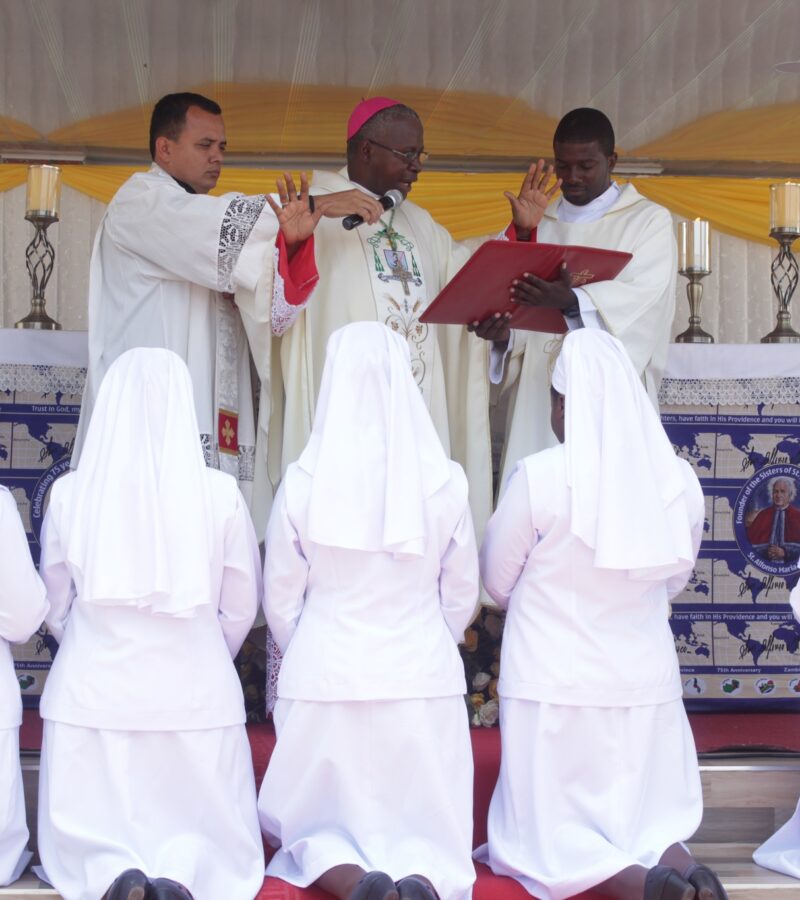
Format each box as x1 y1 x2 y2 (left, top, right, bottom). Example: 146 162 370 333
0 490 48 643
479 462 538 609
218 489 262 658
38 505 75 645
263 482 309 654
666 461 707 601
439 504 480 644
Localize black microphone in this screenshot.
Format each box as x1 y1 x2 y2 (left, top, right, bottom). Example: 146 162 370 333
342 189 404 230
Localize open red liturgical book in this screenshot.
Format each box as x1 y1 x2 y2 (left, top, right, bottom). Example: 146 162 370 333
419 240 633 333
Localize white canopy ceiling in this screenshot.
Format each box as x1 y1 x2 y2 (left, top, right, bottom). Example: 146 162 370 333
2 0 800 172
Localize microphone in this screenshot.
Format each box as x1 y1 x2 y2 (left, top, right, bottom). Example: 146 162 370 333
342 189 404 230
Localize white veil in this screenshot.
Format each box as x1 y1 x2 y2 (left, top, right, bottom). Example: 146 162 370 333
297 322 452 558
552 329 696 581
64 347 214 616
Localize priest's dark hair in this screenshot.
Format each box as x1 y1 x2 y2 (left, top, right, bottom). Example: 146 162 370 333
553 108 615 156
149 93 222 159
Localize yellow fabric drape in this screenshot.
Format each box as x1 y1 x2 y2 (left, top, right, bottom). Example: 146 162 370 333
0 164 780 246
403 172 521 239
0 115 41 144
28 84 800 163
631 103 800 164
4 82 797 244
45 165 525 239
47 83 558 159
61 166 149 204
0 165 27 193
57 165 316 205
626 177 775 246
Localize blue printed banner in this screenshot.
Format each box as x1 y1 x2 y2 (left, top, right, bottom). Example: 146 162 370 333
0 356 85 707
661 375 800 707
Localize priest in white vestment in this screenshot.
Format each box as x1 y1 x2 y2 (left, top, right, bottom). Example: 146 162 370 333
37 349 264 900
74 92 383 528
478 108 677 495
475 330 728 900
260 323 478 900
269 98 558 540
0 488 47 887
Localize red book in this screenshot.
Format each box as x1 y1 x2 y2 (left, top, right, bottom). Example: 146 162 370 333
419 240 633 333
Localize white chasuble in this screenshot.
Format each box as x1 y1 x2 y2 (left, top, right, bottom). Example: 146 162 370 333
269 168 492 541
360 211 436 405
75 165 281 509
497 183 677 495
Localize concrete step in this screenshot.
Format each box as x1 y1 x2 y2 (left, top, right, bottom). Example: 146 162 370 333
691 860 799 899
686 844 799 897
0 873 58 898
695 755 800 844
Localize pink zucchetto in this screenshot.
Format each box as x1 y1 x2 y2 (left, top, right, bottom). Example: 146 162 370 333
346 97 401 140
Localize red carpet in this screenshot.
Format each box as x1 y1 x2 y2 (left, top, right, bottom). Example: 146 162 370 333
23 711 796 899
254 863 602 899
688 711 800 753
22 710 800 754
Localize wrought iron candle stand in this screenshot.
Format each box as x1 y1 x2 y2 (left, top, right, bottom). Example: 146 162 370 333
675 218 713 343
675 268 713 343
16 164 62 330
761 229 800 343
15 210 61 330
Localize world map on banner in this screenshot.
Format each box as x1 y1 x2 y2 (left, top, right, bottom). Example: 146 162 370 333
673 428 800 480
661 389 800 707
0 363 84 707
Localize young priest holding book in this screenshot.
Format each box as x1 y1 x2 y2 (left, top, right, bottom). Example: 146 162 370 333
471 107 677 497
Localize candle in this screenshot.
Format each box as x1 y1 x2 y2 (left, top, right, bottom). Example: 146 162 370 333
25 165 61 217
678 218 710 273
770 182 800 233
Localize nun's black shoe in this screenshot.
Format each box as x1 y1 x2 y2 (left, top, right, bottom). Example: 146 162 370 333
684 863 729 900
350 870 399 900
147 878 195 900
395 874 438 899
644 865 696 900
105 869 149 900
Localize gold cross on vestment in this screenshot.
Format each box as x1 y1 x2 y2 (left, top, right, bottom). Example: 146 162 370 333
388 259 415 296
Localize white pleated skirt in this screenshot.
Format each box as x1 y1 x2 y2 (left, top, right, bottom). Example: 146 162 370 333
259 697 475 900
753 795 800 878
0 727 32 886
37 721 264 900
474 698 703 900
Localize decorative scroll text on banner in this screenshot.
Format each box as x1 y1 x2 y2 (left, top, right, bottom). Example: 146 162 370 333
661 375 800 708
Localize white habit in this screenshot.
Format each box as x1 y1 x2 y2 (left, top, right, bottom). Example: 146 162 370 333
75 163 317 527
270 167 492 537
37 349 264 900
752 582 800 878
496 183 677 492
476 330 705 900
260 323 478 900
0 487 47 886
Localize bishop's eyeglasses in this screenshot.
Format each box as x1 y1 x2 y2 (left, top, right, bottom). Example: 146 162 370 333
368 139 430 165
